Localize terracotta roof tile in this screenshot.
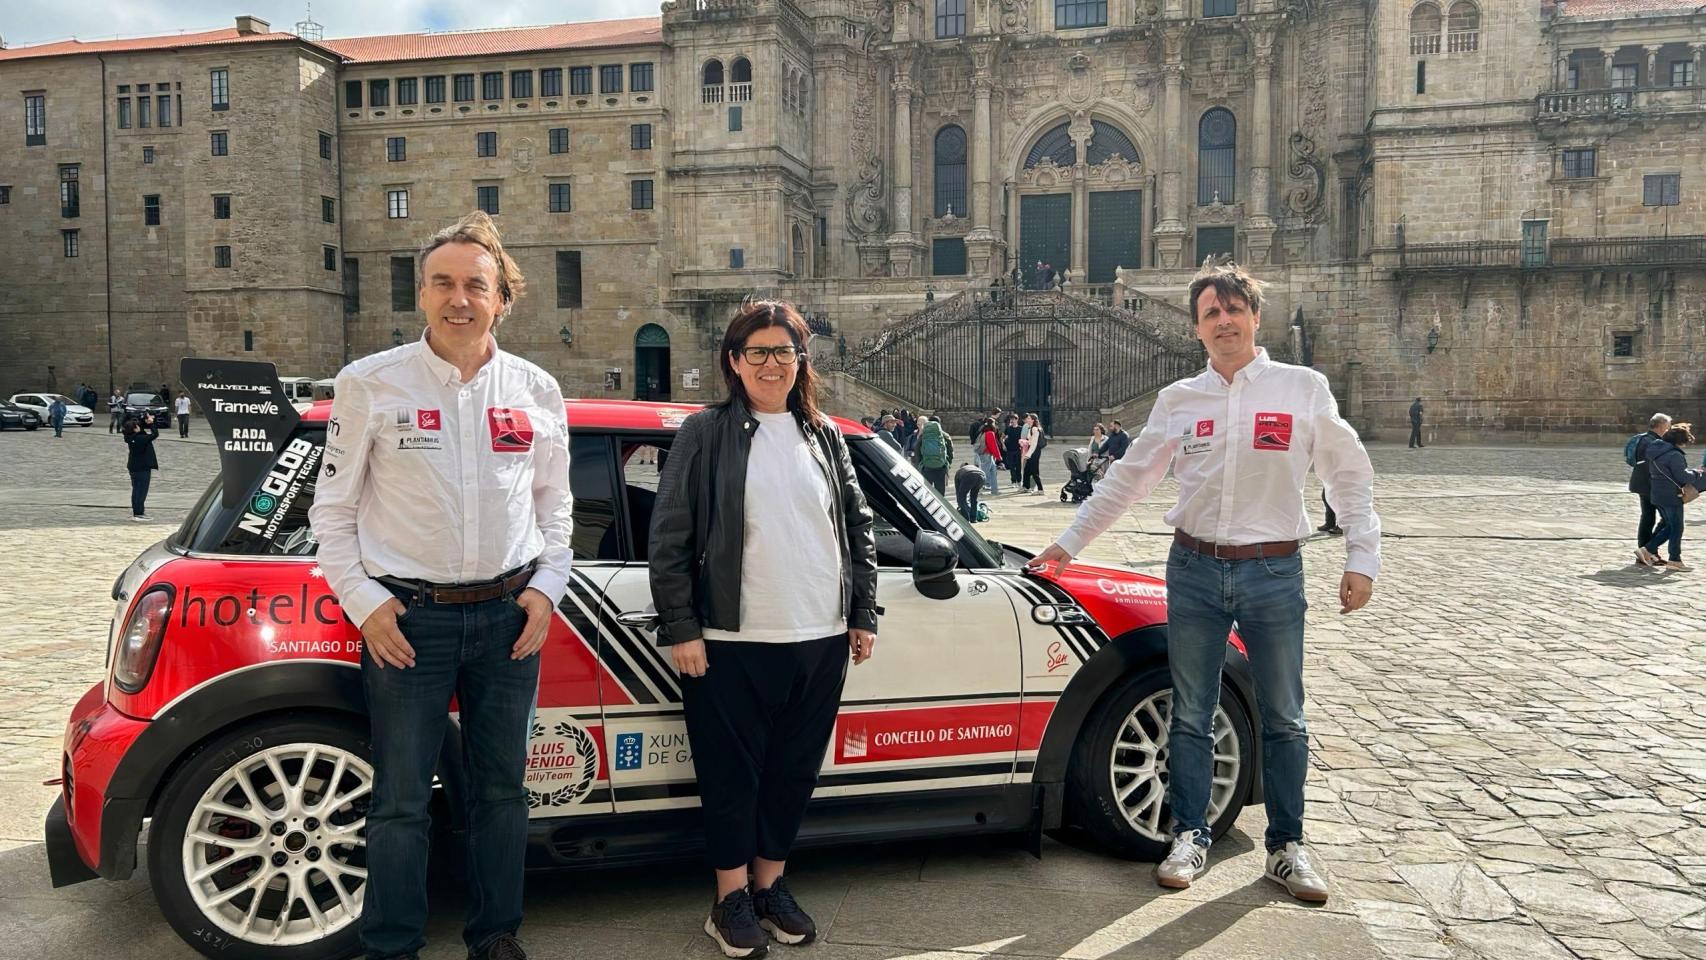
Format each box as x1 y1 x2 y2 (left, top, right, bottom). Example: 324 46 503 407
1554 0 1703 19
0 27 305 62
320 18 663 64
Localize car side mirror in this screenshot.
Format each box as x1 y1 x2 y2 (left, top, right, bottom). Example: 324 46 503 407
911 530 960 600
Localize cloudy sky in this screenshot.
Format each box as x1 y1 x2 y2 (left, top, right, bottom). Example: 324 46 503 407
3 1 662 47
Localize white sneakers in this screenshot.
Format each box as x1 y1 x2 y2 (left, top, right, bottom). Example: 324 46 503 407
1156 832 1331 904
1154 829 1209 889
1264 842 1331 903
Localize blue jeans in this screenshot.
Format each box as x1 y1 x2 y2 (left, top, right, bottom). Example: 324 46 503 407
1164 542 1309 852
978 452 1001 494
360 587 541 959
1644 503 1685 561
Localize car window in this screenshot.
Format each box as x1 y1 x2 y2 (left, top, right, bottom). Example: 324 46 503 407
617 437 670 561
127 393 161 406
49 394 74 404
569 434 622 562
849 437 1004 568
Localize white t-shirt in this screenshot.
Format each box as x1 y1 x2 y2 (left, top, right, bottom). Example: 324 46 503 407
175 396 191 415
703 410 847 643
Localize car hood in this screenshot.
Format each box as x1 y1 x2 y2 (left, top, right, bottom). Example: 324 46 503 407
1036 559 1246 655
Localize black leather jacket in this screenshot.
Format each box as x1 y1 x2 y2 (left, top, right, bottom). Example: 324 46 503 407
648 398 881 646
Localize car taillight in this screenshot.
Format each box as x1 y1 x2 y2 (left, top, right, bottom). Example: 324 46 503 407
113 585 174 694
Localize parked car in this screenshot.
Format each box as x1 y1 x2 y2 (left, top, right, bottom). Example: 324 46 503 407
45 399 1260 960
120 392 173 428
10 393 95 427
278 376 319 412
0 399 43 430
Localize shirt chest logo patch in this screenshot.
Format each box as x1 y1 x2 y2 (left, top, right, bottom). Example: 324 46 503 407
488 407 534 452
1196 419 1215 438
417 409 441 431
1254 412 1293 451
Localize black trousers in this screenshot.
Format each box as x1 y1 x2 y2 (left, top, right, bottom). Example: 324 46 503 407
955 472 984 520
1321 489 1337 530
178 415 189 437
681 634 848 871
1408 423 1423 447
921 465 947 494
129 468 151 516
1637 493 1658 547
1022 456 1043 492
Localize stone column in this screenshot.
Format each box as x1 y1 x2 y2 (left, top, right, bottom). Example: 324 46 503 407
886 50 925 276
965 43 1002 277
1153 32 1188 269
1069 113 1092 283
1693 44 1704 85
1602 48 1616 86
1645 45 1661 87
1245 31 1278 266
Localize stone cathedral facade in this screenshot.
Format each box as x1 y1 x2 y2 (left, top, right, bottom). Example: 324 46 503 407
1 0 1702 436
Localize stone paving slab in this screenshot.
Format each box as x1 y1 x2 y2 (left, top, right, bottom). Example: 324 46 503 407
2 433 1704 959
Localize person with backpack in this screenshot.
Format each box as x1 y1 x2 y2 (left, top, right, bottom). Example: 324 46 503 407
1638 422 1702 570
1627 412 1672 559
914 417 952 493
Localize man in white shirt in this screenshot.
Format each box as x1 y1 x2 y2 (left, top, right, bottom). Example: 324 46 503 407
173 393 191 437
310 211 573 960
1030 263 1378 904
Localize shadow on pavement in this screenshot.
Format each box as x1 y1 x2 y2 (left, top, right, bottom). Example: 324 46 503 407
1579 566 1682 588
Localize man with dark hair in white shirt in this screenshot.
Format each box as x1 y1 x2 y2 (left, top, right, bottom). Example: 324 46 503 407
1030 263 1379 905
310 211 573 960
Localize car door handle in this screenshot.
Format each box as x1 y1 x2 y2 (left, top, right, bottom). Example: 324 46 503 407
617 610 658 631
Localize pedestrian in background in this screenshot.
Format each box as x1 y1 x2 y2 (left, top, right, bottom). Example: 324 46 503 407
977 419 1003 495
955 460 986 521
1089 422 1108 457
1629 412 1671 558
876 415 902 451
174 394 191 438
1022 412 1048 494
648 301 879 959
48 396 67 438
1638 422 1701 571
1317 489 1342 536
914 417 952 494
1103 420 1131 461
123 413 159 521
109 389 125 433
1003 413 1023 486
1408 397 1425 448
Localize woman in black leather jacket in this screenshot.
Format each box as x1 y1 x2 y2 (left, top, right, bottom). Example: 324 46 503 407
649 300 880 959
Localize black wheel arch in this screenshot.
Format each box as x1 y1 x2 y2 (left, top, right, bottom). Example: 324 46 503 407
97 660 467 880
1032 624 1262 800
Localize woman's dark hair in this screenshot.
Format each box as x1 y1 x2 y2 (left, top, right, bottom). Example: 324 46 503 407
718 299 823 426
1663 423 1694 446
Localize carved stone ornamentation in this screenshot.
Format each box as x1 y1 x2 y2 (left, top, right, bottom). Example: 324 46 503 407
1065 52 1096 106
1284 131 1327 224
1195 200 1243 225
1000 0 1033 34
1020 157 1068 188
1086 154 1142 185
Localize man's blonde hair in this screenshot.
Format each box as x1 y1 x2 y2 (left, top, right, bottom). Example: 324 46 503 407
417 211 526 320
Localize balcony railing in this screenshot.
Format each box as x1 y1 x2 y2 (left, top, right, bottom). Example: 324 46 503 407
729 82 753 102
702 84 724 104
1446 30 1478 53
1409 35 1441 55
1538 88 1635 115
1395 235 1706 270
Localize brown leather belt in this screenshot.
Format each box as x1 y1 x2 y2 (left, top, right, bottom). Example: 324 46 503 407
1173 530 1300 561
378 563 536 605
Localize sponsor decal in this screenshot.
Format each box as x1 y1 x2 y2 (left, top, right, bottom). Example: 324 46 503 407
182 358 300 508
177 584 344 630
327 417 341 437
398 434 442 451
834 704 1028 764
323 463 337 478
1254 411 1293 451
211 398 280 417
417 409 441 431
393 409 413 431
489 407 535 452
1046 641 1069 672
887 462 965 541
1196 419 1215 438
1182 438 1213 456
236 436 323 539
1095 578 1167 602
614 732 643 771
526 716 600 808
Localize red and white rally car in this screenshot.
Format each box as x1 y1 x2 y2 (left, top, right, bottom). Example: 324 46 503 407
46 400 1260 960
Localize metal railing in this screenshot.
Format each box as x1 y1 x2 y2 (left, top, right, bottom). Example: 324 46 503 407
835 290 1200 433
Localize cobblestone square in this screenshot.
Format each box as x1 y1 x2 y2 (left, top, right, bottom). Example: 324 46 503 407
1 426 1702 960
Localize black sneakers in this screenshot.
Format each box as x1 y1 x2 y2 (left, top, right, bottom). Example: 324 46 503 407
753 877 817 945
706 888 770 958
467 934 527 960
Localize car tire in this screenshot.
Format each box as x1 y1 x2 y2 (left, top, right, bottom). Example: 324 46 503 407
148 716 373 960
1065 666 1255 862
25 424 38 431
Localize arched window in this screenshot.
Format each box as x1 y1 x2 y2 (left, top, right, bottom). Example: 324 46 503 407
792 224 808 276
702 59 724 103
731 57 752 83
1024 121 1077 168
1408 3 1442 55
934 125 967 217
1447 1 1479 52
1197 108 1236 205
1085 120 1140 165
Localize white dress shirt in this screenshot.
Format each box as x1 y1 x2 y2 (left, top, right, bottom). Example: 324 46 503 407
309 333 575 629
1057 348 1380 579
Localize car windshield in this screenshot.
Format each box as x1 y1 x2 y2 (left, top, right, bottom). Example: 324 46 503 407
46 394 74 404
855 435 1006 568
127 393 162 405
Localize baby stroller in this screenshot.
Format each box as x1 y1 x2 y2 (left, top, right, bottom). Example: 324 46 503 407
1059 446 1109 503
